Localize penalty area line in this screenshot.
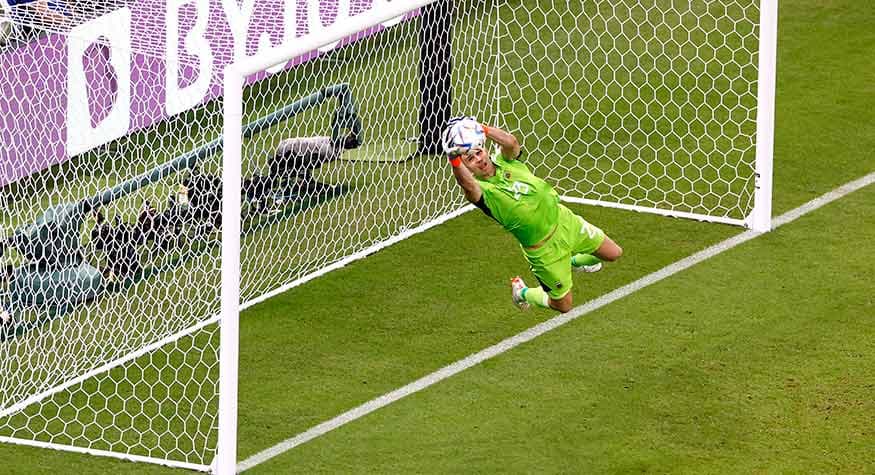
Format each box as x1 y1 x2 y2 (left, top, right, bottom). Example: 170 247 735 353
237 171 875 473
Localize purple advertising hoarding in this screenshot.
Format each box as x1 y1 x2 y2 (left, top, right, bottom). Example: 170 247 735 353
0 0 413 186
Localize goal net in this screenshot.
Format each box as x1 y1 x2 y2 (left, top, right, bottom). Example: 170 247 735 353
496 1 773 227
0 0 775 472
0 1 229 471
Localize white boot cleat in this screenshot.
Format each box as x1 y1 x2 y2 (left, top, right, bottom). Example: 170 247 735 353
510 276 531 311
573 262 602 273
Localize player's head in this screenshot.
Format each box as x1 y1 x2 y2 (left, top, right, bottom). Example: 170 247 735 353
455 146 495 178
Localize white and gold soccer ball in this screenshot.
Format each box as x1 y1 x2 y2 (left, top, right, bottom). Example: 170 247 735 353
441 118 485 156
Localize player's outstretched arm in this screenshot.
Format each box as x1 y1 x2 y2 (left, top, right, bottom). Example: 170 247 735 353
482 124 521 159
450 156 482 204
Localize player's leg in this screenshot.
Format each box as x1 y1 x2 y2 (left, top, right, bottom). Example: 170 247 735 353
569 215 622 271
571 252 602 272
512 277 573 313
571 237 622 272
548 291 574 313
593 236 622 261
512 259 574 313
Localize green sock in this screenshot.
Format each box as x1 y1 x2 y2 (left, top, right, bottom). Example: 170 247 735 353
521 286 550 308
571 253 601 267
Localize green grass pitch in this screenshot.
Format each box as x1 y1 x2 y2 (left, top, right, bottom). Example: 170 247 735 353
1 0 874 473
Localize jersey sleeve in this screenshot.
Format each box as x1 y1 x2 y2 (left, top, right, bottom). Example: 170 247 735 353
493 152 511 166
495 147 524 162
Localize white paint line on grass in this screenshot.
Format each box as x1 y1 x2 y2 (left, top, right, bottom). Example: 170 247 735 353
237 171 875 473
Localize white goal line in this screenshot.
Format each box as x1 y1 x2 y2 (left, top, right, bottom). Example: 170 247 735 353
237 170 875 473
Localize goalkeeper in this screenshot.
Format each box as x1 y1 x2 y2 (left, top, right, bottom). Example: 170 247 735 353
443 117 623 313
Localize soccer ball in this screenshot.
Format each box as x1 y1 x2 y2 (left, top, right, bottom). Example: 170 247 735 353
442 119 485 156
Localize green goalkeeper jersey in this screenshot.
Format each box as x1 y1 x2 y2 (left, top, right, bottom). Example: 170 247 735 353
475 153 560 247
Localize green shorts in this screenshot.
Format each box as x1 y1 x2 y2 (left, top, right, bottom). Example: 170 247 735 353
522 206 606 300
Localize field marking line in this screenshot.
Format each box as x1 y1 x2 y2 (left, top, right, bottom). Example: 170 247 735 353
237 171 875 473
